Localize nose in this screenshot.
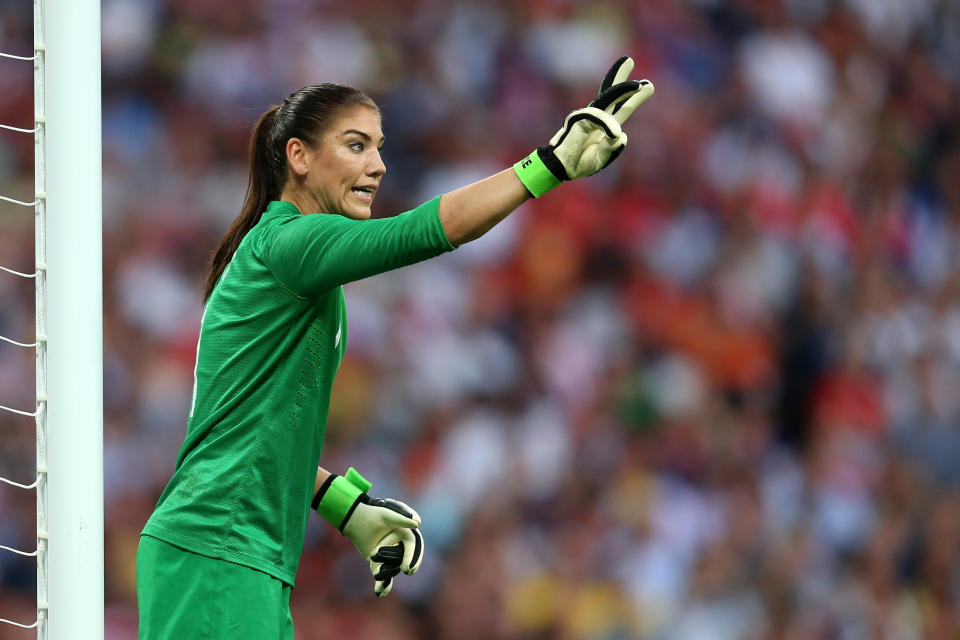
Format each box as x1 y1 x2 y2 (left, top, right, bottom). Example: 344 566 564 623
368 149 386 178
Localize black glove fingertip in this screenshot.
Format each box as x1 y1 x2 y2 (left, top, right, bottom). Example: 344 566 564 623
407 529 423 573
371 542 404 564
593 80 642 112
375 498 415 519
598 55 631 95
375 564 402 581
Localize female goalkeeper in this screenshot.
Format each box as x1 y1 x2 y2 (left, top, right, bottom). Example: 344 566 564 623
137 59 652 639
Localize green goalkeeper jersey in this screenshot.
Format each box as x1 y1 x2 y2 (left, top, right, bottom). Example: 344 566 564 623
142 197 453 585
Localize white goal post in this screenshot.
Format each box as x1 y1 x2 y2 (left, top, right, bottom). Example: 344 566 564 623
2 0 103 637
1 0 103 636
43 0 104 637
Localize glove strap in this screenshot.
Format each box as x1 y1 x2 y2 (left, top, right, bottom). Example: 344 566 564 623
513 148 564 198
313 467 373 531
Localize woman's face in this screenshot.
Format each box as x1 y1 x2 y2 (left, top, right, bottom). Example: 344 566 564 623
295 106 386 220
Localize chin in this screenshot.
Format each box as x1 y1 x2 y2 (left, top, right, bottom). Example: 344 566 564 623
349 206 373 220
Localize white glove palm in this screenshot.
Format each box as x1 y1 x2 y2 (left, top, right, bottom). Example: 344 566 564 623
547 107 627 180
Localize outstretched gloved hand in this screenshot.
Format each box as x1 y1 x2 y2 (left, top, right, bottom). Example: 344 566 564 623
513 56 654 198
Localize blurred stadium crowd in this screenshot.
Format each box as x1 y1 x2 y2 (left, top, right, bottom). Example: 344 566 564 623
2 0 960 638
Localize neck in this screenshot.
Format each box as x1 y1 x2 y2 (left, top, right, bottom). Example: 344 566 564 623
278 186 317 215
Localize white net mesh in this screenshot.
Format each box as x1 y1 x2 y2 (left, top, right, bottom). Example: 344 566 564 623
0 0 46 636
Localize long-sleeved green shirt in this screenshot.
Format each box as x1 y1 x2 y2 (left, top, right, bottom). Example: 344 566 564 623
142 197 454 585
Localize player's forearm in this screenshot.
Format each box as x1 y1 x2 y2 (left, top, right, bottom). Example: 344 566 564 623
438 168 531 246
315 466 332 496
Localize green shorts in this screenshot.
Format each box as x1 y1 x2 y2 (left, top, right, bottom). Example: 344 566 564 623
137 535 294 640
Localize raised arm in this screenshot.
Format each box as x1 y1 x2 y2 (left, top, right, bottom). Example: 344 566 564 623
439 169 530 246
437 56 654 247
266 58 653 298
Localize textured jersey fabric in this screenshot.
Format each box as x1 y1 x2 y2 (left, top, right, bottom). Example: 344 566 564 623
141 196 453 585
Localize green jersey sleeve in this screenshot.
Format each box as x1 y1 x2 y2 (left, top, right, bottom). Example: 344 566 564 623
264 196 454 298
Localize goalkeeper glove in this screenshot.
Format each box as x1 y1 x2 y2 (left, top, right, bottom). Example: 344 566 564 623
513 56 654 198
313 467 424 598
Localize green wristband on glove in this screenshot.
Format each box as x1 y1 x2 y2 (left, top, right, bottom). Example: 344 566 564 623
514 149 563 198
312 467 372 531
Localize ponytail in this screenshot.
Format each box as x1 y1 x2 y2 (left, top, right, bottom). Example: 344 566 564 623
202 84 379 304
202 107 280 304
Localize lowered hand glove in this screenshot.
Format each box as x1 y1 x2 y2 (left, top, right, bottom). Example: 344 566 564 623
313 467 424 597
513 56 654 198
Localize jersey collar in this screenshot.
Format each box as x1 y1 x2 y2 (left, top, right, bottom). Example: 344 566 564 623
264 200 302 218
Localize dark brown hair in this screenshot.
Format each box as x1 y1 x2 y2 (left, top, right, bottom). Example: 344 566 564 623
203 83 378 303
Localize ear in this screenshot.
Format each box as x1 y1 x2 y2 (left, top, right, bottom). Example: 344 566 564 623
285 137 310 177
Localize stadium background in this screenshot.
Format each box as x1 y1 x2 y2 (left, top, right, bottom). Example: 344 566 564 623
1 0 959 637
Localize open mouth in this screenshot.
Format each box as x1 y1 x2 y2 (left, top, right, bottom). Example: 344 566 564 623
351 186 375 202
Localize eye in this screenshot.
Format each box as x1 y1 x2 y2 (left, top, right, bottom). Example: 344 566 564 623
349 141 364 152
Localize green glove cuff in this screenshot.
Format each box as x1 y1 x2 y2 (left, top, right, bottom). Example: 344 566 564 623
313 467 372 530
344 467 372 493
513 150 562 198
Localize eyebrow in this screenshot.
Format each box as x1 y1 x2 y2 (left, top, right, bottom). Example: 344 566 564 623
342 129 385 145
